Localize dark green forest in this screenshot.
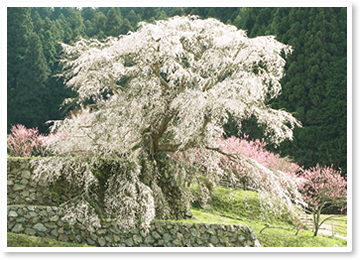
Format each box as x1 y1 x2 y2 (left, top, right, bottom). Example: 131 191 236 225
7 7 348 176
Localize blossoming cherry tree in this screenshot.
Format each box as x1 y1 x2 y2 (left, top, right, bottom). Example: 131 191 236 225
32 16 302 231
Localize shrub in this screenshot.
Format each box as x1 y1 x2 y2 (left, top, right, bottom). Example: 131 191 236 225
7 124 47 157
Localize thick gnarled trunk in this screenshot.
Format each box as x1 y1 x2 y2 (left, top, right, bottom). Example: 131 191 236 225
156 159 194 220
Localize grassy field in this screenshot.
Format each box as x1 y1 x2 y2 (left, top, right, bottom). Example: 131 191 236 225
7 186 347 247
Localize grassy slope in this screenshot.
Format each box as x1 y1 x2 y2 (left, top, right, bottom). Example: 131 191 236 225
7 187 347 247
186 187 348 247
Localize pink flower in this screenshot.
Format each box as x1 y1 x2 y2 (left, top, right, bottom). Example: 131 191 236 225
7 124 60 157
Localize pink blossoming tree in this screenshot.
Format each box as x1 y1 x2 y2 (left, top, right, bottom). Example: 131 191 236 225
298 165 347 236
7 124 47 157
7 124 65 157
173 135 306 221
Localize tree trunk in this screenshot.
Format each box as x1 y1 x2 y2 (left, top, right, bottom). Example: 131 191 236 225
156 159 194 220
313 211 320 236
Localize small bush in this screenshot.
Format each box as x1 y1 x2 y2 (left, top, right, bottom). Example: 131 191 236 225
7 124 47 157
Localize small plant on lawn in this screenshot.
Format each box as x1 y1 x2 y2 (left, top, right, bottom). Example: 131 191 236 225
298 165 347 236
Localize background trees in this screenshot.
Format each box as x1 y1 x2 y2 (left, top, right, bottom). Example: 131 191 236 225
225 7 348 177
7 8 51 132
7 7 348 178
270 8 347 176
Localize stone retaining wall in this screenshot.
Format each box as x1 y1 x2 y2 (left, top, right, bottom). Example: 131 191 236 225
7 205 261 247
7 158 261 247
7 158 80 206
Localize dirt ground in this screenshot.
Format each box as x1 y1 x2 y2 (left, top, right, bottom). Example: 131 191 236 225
314 223 347 240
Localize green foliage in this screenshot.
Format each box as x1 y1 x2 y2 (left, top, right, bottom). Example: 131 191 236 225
270 7 347 175
42 30 57 68
68 10 85 41
105 7 123 37
8 30 51 132
127 10 141 29
7 7 33 110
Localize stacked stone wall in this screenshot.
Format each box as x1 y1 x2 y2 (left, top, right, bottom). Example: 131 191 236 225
7 158 261 247
7 158 81 206
7 205 260 247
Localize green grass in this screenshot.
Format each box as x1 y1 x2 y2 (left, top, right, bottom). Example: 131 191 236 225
185 187 347 247
7 232 93 247
7 186 347 247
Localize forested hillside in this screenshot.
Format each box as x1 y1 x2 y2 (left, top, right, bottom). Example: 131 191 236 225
7 7 348 176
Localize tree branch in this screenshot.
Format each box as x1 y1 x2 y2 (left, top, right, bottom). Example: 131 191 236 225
201 115 211 134
205 146 239 163
152 63 170 91
157 143 181 152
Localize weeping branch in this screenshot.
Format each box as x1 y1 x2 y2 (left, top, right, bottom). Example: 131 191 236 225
205 145 239 163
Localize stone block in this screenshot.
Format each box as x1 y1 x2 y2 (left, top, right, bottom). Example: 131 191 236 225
163 233 173 242
176 232 183 240
196 238 203 245
51 229 59 237
13 184 26 191
76 235 83 243
190 228 200 237
21 170 31 179
20 179 29 185
58 227 65 234
250 232 257 240
238 235 246 242
8 211 18 217
220 236 229 243
124 238 134 247
33 223 48 232
30 217 40 224
58 234 69 242
49 215 59 222
130 227 139 234
96 229 107 236
151 231 161 239
44 222 57 229
206 228 215 235
24 198 33 204
144 235 155 244
12 224 24 233
113 235 120 242
86 238 95 245
16 217 26 223
90 233 97 241
210 236 219 244
24 227 36 236
172 239 182 246
39 210 48 217
133 234 143 244
98 237 106 246
7 222 15 231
